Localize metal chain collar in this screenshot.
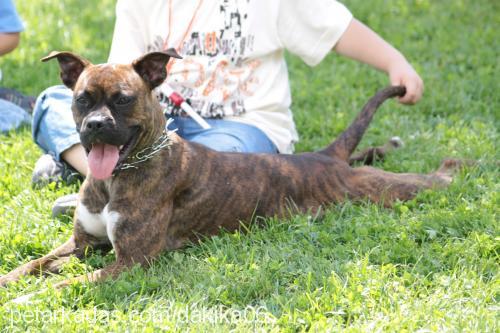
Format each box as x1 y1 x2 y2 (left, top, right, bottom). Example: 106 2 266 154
118 119 177 171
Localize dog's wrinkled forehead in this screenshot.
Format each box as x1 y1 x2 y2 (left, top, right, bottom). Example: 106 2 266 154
75 63 143 95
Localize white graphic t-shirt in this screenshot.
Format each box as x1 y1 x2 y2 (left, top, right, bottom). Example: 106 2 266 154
108 0 352 153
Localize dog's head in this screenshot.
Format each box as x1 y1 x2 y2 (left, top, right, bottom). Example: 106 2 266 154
42 49 181 180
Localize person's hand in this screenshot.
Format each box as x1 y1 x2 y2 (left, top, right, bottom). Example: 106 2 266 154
388 59 424 105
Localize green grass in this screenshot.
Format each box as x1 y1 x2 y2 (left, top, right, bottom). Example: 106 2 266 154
0 0 498 331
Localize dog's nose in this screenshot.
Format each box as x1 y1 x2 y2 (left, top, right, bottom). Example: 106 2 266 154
85 115 113 131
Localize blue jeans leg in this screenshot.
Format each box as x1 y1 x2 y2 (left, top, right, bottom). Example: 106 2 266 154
0 98 31 133
32 85 80 161
168 116 278 153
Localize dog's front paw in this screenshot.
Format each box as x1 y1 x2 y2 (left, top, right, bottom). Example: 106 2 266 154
0 271 23 288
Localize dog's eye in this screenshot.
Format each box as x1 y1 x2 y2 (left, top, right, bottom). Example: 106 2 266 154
115 96 133 106
76 96 91 108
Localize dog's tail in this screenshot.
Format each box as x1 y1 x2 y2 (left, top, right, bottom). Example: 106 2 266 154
319 86 406 161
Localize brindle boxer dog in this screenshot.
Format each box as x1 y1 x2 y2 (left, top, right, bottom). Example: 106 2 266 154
0 50 465 296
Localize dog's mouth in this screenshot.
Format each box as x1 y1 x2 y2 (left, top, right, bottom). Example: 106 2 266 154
85 129 139 180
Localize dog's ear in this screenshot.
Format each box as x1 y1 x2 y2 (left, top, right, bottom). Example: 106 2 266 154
132 48 182 89
41 51 91 90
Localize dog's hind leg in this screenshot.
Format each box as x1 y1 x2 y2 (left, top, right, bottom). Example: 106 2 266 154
349 158 467 206
349 136 404 166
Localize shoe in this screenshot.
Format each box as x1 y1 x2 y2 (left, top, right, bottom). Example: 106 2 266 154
32 153 84 188
0 87 36 114
52 193 79 217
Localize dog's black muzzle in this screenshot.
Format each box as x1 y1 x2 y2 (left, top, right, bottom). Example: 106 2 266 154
79 113 132 152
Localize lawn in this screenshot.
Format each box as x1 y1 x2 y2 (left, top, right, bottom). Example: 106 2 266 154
0 0 498 331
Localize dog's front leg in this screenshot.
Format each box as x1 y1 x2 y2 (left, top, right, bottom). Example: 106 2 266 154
51 262 127 290
0 235 89 287
0 238 78 287
0 229 109 287
7 204 175 303
6 261 125 304
52 202 178 290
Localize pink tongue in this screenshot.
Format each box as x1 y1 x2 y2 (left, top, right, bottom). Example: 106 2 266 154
87 144 120 180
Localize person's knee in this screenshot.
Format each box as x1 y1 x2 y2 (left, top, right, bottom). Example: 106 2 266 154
38 85 72 104
33 85 72 118
32 85 76 154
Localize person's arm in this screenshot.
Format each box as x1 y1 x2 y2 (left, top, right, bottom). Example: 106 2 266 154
334 19 423 105
0 32 20 56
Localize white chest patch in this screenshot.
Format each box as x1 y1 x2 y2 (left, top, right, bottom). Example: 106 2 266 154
76 203 121 246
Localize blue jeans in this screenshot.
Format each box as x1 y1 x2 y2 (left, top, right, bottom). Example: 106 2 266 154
0 98 31 133
32 85 277 161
